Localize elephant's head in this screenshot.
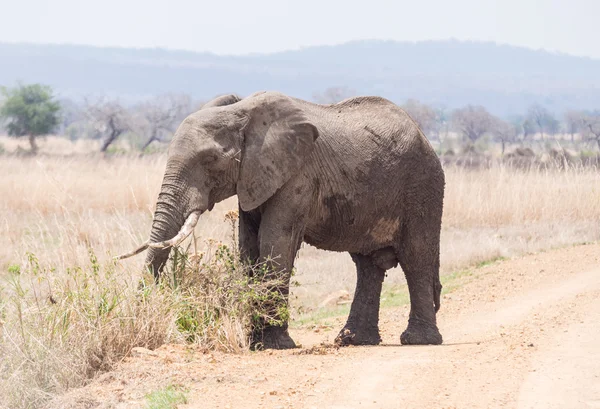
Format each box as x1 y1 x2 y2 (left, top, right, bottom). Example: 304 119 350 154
117 92 319 278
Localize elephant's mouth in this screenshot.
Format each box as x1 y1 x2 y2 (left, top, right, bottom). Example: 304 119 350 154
115 210 203 260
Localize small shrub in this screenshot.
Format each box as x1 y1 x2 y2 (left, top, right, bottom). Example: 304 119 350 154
161 217 290 350
105 145 129 155
143 143 168 155
579 149 598 158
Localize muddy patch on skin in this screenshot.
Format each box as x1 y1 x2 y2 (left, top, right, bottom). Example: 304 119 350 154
369 218 400 243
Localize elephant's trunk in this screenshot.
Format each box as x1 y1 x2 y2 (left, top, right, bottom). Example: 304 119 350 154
145 204 184 278
115 161 211 279
144 168 195 279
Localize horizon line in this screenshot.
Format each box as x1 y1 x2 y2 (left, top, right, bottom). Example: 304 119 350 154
1 38 598 61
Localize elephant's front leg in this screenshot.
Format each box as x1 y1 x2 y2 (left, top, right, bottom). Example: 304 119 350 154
249 210 304 350
238 207 260 264
335 253 386 345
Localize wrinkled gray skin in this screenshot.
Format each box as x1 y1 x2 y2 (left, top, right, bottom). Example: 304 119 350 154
143 91 445 349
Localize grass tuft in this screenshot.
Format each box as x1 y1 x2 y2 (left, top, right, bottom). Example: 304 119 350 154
145 385 188 409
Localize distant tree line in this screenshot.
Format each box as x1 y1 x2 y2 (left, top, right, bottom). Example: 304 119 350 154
314 86 600 155
1 83 600 155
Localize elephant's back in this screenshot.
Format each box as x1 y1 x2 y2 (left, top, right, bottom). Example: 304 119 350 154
296 96 436 158
297 95 440 179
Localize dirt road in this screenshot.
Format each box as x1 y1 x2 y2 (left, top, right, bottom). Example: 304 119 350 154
53 244 600 409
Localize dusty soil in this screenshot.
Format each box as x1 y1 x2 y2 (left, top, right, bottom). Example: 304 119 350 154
50 243 600 409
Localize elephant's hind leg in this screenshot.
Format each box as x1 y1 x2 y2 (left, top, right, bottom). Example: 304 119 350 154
335 252 388 346
397 219 443 345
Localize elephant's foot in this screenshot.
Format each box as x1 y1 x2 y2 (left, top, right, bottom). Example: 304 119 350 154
334 325 381 346
250 326 297 350
400 317 443 345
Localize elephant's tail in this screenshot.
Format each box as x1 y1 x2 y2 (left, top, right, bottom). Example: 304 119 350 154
434 277 442 312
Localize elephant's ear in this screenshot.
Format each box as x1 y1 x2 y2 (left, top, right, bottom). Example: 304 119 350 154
237 94 319 211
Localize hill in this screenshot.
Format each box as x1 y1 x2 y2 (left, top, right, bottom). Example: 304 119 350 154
2 40 599 115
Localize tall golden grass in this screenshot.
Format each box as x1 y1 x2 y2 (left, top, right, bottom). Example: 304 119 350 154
443 164 600 228
1 148 599 408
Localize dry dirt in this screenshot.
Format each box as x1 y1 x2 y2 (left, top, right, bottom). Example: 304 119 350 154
50 243 600 409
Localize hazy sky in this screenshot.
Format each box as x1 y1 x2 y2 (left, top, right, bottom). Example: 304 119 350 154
1 0 599 58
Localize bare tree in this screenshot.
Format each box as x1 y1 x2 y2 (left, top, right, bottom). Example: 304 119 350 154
526 104 557 140
580 111 600 150
564 110 585 142
137 94 192 151
86 99 132 153
490 117 517 155
402 99 437 136
451 105 494 143
509 115 536 142
312 86 355 104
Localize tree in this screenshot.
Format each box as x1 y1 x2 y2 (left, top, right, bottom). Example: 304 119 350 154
402 99 437 136
137 94 191 151
312 86 355 104
526 104 557 140
86 99 132 153
564 110 585 141
490 117 517 155
580 111 600 150
521 118 536 140
451 105 494 143
0 84 61 153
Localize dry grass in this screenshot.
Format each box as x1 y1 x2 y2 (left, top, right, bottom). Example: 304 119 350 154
0 256 177 408
443 165 600 228
0 135 125 155
0 229 283 408
1 138 600 407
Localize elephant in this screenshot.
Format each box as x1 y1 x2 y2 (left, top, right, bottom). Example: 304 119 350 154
118 91 445 349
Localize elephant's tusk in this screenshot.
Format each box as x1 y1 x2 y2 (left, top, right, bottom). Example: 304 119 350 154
148 211 201 249
114 240 150 260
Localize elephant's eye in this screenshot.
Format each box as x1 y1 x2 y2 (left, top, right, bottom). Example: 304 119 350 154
197 145 221 166
199 154 218 166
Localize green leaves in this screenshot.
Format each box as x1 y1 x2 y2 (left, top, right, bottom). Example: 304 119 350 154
0 83 61 151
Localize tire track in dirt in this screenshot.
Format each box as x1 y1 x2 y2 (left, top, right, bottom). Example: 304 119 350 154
316 265 600 409
517 296 600 409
